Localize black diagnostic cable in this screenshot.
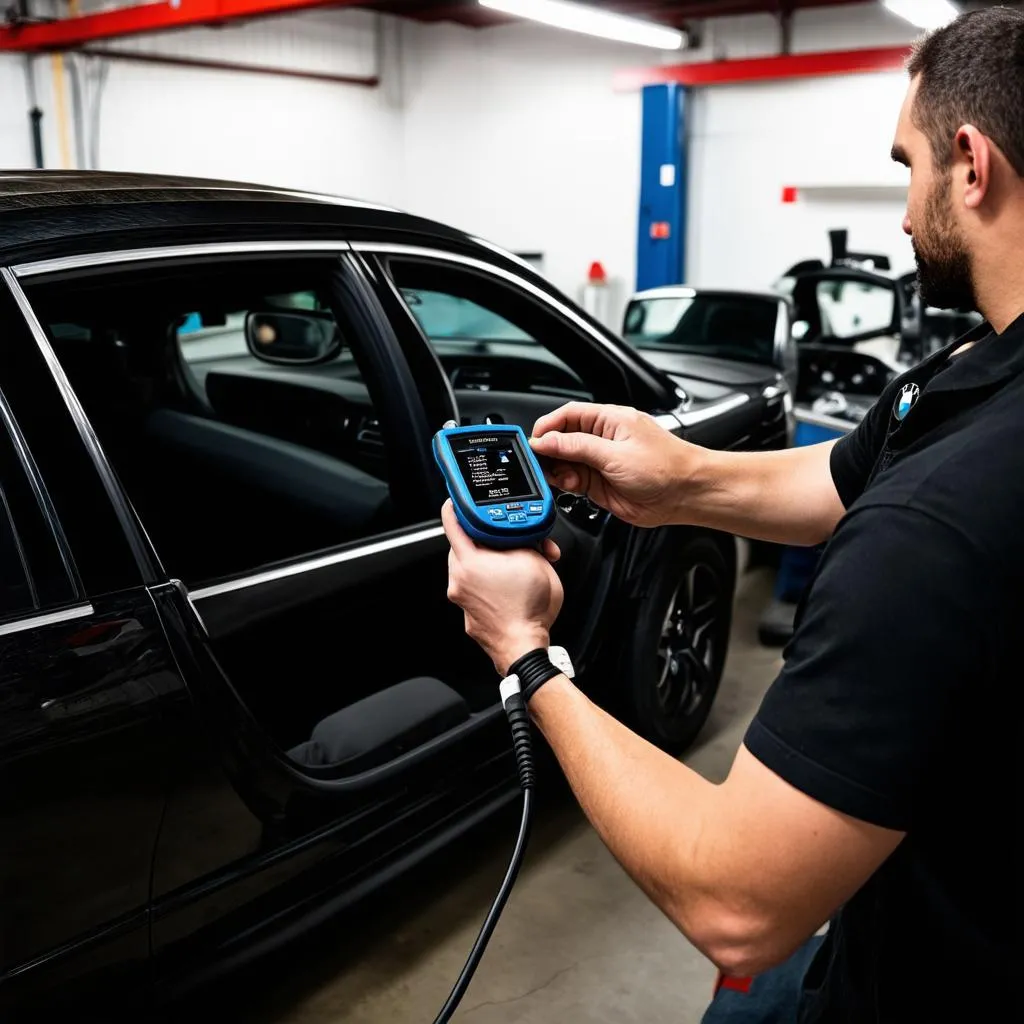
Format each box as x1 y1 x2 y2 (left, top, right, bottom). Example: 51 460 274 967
431 680 536 1024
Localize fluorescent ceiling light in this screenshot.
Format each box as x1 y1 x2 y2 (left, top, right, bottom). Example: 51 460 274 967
882 0 959 31
479 0 684 51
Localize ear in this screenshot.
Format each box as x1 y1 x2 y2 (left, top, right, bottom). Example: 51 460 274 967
955 125 991 210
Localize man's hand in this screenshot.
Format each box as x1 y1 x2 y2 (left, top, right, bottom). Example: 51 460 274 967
532 401 847 546
441 501 564 675
530 403 701 528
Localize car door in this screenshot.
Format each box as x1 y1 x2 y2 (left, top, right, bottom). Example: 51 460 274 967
354 243 683 681
16 244 530 992
0 275 182 1014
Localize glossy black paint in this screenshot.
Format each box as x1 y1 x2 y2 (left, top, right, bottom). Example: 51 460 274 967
0 171 789 1014
0 591 174 1014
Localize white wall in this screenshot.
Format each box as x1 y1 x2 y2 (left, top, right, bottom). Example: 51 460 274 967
1 9 407 208
401 20 642 321
682 3 919 289
0 56 32 168
90 11 406 206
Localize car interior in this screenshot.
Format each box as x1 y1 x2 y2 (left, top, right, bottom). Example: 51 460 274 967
25 255 608 776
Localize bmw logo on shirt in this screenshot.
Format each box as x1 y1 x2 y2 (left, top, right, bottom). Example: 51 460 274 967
894 382 920 422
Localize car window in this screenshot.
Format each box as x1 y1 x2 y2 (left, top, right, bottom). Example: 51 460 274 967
623 294 778 367
26 257 401 587
388 259 591 401
401 289 532 343
814 279 895 339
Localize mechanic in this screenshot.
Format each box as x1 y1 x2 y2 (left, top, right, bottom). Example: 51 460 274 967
441 9 1021 1023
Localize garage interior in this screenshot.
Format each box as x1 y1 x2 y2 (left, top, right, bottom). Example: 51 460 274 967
1 0 1011 1021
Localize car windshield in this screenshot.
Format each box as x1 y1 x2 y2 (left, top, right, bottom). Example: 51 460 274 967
402 289 532 343
623 293 778 366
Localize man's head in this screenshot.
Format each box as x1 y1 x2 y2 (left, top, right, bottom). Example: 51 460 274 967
892 6 1024 312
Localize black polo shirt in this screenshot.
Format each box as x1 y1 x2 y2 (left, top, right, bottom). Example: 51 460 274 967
745 314 1023 1023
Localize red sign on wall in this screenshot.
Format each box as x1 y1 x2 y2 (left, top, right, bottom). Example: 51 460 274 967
650 221 672 239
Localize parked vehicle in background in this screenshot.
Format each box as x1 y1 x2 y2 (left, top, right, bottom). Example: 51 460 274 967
0 170 790 1017
622 286 796 450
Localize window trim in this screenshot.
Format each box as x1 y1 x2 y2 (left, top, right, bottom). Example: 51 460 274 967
0 602 94 638
12 240 353 280
190 523 445 603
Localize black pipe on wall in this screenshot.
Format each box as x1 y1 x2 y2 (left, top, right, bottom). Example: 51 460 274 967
29 107 44 168
80 47 381 88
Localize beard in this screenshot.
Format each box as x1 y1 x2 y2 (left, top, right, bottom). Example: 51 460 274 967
913 174 977 312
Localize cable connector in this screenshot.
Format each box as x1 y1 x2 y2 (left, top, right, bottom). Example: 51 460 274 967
500 676 535 792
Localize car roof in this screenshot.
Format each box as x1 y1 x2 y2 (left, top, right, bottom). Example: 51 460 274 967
0 169 508 270
630 285 784 302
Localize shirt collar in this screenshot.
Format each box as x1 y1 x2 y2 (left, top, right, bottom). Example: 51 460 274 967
926 312 1024 395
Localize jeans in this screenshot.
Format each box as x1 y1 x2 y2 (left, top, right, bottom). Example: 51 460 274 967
700 935 825 1024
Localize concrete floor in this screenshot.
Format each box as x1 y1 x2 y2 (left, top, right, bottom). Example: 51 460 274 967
193 567 781 1024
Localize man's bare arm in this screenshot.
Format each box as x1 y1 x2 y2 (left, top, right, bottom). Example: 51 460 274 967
684 441 847 546
528 675 903 977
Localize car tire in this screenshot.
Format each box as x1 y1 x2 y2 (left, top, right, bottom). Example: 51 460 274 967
624 534 733 754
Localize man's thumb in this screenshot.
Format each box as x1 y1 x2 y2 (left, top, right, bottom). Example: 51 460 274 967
530 430 610 468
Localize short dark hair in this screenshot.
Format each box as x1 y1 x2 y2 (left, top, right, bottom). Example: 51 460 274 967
907 5 1024 177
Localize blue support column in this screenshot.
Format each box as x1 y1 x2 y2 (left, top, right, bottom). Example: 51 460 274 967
636 83 687 292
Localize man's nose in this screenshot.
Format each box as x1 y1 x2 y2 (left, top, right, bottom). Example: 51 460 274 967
902 213 912 236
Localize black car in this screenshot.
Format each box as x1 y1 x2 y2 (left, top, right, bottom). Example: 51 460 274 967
622 286 798 443
0 171 788 1015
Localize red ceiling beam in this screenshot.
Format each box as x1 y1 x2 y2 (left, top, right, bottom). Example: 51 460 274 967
614 45 911 91
0 0 366 53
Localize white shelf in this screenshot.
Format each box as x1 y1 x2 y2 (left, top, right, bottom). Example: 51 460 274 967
792 184 908 202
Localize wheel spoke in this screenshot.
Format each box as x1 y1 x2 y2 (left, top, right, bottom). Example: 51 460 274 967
660 588 680 638
692 617 716 647
681 648 713 693
684 565 698 613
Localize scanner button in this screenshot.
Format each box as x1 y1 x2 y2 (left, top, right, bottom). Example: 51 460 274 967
487 508 507 520
527 504 544 515
507 512 528 524
505 503 523 511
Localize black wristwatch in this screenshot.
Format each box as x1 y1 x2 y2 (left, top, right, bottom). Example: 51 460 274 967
502 646 575 703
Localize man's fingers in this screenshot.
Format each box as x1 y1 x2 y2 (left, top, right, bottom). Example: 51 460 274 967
532 402 607 440
441 500 477 558
530 429 612 472
541 539 561 564
548 462 581 493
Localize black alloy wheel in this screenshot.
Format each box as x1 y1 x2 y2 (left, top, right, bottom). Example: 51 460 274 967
625 533 733 754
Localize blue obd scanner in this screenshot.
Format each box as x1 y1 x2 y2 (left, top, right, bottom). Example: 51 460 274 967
433 423 556 548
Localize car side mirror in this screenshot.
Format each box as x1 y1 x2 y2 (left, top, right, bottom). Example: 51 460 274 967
245 310 341 365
